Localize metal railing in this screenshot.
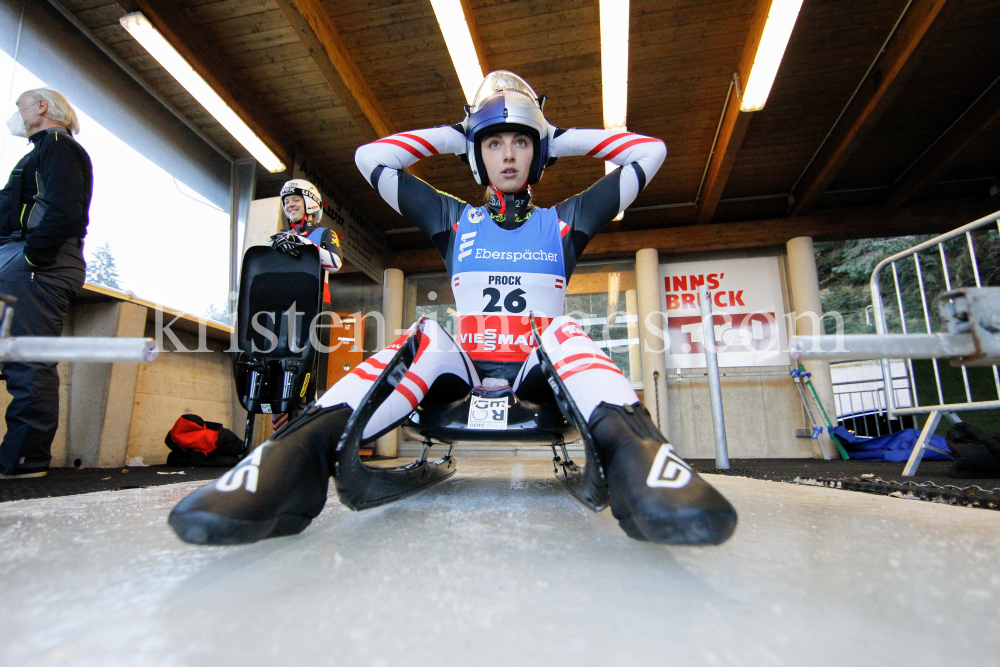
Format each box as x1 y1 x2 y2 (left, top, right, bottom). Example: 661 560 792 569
864 212 1000 474
870 209 1000 419
791 208 1000 475
0 294 157 364
830 362 916 438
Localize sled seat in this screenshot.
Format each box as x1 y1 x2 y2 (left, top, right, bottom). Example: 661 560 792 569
331 318 607 514
402 383 575 444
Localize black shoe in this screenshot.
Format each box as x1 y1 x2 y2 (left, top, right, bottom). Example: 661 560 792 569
589 402 737 546
168 405 352 545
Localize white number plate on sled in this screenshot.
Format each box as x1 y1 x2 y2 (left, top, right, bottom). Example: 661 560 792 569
467 397 509 430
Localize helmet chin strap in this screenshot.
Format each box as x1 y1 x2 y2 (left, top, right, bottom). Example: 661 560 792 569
487 182 534 229
488 183 507 214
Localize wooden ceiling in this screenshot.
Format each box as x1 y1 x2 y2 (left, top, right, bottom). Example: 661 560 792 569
62 0 1000 269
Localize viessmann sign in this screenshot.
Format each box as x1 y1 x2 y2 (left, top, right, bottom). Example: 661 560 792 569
658 256 790 369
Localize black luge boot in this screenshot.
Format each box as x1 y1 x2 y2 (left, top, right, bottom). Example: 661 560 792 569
589 402 737 546
168 405 352 545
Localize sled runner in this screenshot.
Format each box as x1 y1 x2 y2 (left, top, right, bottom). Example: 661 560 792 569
330 323 458 510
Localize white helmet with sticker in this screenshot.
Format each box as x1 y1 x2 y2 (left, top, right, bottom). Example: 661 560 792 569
280 179 323 223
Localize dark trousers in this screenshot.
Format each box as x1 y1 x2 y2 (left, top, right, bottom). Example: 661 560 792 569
0 240 85 473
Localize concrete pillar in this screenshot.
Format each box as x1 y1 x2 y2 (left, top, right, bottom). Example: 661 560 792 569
786 236 837 460
625 289 641 382
68 301 147 467
380 268 405 350
375 268 405 457
635 249 669 438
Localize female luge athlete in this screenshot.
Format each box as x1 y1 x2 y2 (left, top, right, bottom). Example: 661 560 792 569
169 71 737 546
266 178 344 431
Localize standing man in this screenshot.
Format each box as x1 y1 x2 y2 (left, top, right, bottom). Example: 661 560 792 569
0 89 91 478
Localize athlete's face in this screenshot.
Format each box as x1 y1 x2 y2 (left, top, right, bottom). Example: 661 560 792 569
480 132 533 193
283 194 305 223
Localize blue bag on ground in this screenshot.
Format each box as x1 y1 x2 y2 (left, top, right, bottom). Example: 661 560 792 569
832 427 952 462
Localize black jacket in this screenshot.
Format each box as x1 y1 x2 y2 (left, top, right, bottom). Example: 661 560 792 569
0 127 93 267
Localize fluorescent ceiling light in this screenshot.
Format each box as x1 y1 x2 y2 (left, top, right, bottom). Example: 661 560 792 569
600 0 629 131
119 12 286 173
429 0 484 104
602 0 628 221
740 0 803 112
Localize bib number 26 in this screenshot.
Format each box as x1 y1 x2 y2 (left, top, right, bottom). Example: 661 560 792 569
482 287 526 313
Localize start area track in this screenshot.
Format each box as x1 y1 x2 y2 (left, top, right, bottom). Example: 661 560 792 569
1 458 998 666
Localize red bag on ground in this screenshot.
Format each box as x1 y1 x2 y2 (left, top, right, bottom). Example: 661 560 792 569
164 414 245 467
168 415 220 455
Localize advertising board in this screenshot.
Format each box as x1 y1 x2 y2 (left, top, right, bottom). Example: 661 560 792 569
659 256 789 368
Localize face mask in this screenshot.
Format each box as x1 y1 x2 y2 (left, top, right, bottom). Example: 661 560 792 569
7 107 40 138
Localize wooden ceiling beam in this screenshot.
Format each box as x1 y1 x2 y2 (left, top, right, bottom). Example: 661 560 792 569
789 0 963 217
275 0 430 182
385 200 998 273
695 0 772 225
882 75 1000 210
275 0 395 140
124 0 293 170
458 0 492 74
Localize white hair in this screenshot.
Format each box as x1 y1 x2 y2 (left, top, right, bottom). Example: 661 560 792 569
19 88 80 134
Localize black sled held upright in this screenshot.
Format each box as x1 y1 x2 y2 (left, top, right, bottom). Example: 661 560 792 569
327 315 610 513
233 245 324 453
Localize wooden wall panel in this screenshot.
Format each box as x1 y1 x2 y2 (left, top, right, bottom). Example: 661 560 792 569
126 341 236 464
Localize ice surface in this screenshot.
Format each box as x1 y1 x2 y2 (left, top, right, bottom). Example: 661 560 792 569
1 459 998 666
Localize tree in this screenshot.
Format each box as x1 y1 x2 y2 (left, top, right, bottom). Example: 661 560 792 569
204 302 231 325
85 242 122 290
816 228 1000 335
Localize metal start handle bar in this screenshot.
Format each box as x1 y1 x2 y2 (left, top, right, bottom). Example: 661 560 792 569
791 287 1000 367
0 293 158 364
0 337 158 363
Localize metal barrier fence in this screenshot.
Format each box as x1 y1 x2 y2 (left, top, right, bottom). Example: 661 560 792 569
868 209 1000 473
870 209 1000 421
830 361 917 438
790 208 1000 474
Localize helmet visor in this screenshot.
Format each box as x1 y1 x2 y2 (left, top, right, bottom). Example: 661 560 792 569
471 71 539 113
